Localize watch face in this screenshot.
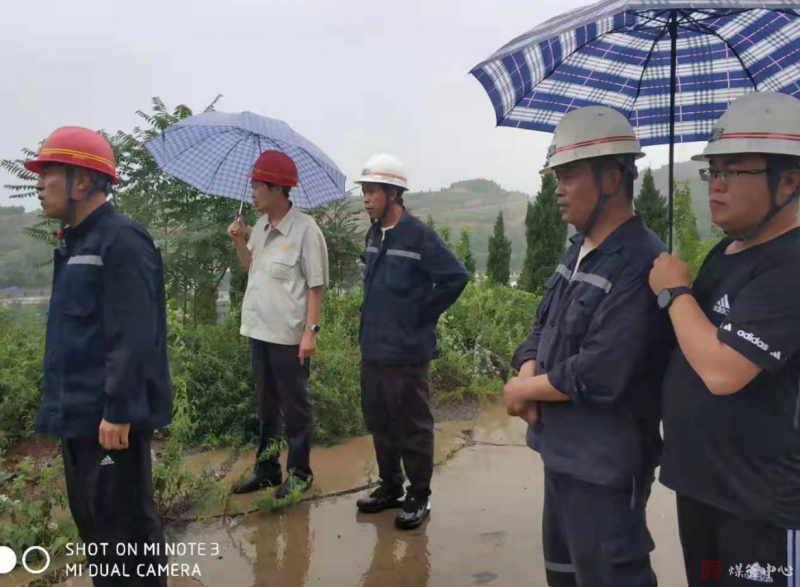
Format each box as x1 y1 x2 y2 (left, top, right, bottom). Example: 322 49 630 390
657 289 671 309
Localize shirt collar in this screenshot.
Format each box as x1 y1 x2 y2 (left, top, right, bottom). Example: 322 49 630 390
570 214 645 255
66 202 113 240
266 204 298 236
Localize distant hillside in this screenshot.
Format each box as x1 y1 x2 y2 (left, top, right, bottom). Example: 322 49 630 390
347 170 717 271
635 160 713 239
350 179 529 272
0 205 53 289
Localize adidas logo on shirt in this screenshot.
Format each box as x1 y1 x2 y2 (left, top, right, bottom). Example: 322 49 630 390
737 329 769 352
713 294 731 316
771 351 782 361
722 323 733 332
100 455 115 466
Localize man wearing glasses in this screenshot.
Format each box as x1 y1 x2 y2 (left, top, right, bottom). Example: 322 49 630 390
650 92 800 586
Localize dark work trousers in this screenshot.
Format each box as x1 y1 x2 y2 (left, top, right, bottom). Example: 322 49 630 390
543 468 657 587
62 429 168 587
360 360 434 500
251 338 313 481
677 494 795 587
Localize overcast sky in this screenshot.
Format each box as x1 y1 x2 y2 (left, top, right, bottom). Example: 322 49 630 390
1 0 704 212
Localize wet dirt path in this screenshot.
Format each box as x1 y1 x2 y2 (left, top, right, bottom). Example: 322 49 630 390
42 403 686 587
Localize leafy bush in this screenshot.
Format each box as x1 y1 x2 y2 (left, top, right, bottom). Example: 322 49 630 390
0 451 78 564
167 306 256 449
443 282 539 365
0 282 540 451
151 381 223 520
0 306 46 448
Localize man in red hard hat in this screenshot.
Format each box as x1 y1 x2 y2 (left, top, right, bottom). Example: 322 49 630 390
228 150 329 498
28 126 172 585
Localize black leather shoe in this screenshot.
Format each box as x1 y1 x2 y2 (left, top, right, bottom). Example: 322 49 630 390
232 471 281 495
356 484 405 514
395 496 430 530
275 475 313 500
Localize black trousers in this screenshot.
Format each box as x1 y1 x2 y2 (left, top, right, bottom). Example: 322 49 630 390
62 429 168 587
542 468 657 587
250 338 313 480
360 360 434 500
677 494 797 587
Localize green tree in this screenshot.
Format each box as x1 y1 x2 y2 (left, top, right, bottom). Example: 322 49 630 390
674 180 704 277
635 168 669 244
2 96 235 325
486 211 512 285
309 198 363 294
1 146 59 251
518 174 567 292
456 228 476 279
438 225 454 249
426 215 437 232
111 95 232 325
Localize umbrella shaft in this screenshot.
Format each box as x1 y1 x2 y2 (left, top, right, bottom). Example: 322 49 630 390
668 9 678 254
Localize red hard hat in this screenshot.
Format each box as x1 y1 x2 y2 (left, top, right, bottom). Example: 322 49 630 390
24 126 120 185
248 151 298 187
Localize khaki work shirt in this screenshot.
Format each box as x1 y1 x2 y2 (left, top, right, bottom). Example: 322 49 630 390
240 205 329 345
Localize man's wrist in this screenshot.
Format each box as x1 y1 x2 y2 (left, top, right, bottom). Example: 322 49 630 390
667 291 694 317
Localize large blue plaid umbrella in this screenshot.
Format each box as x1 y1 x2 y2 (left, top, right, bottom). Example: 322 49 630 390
144 111 346 210
471 0 800 250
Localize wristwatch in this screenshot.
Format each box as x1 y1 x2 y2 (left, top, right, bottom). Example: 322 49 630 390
657 287 693 311
305 324 321 334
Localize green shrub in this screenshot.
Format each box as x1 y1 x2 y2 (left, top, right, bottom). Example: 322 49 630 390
0 306 46 448
443 282 539 365
0 282 540 451
0 450 78 564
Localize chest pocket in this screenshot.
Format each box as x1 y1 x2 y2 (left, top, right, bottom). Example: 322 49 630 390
382 250 421 296
59 260 101 319
562 286 607 339
537 273 562 323
269 251 300 283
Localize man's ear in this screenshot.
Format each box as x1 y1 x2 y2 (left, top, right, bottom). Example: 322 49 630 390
779 168 800 205
72 168 95 197
601 165 623 196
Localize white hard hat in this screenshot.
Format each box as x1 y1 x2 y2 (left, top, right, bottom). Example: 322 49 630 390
542 106 645 175
354 153 409 191
692 92 800 162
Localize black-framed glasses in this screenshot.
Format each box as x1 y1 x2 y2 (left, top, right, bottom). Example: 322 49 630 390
699 168 768 182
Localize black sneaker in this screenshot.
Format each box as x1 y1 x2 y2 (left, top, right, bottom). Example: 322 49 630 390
274 475 313 500
356 484 405 513
395 496 430 530
232 470 282 495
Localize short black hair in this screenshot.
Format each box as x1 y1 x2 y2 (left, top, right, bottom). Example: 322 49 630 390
595 156 635 200
383 184 405 207
40 162 112 195
265 182 292 198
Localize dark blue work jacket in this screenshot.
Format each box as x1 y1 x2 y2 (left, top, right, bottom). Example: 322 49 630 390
35 203 173 438
512 215 674 487
360 210 469 364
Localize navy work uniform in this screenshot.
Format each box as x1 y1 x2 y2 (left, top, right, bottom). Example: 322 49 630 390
35 203 172 586
360 210 469 504
512 215 673 587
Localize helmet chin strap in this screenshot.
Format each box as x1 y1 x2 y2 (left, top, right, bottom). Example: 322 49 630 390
578 158 636 239
57 168 110 254
726 157 800 242
373 186 401 227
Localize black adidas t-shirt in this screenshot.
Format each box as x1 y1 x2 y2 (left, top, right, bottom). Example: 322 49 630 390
660 228 800 528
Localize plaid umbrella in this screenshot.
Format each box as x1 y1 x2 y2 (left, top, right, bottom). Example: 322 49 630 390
144 111 346 210
471 0 800 250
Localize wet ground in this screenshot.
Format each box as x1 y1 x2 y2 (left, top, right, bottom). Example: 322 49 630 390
13 403 687 587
